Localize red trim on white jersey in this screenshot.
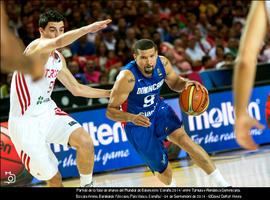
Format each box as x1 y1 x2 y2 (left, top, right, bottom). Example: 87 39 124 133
15 73 31 115
20 150 23 160
25 156 31 172
20 150 31 172
22 152 27 166
54 107 68 116
15 74 24 115
21 74 31 107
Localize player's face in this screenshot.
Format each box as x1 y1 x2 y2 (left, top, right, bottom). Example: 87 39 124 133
134 47 158 75
40 21 64 38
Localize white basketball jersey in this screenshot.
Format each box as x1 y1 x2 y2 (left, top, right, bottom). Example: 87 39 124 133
9 50 63 118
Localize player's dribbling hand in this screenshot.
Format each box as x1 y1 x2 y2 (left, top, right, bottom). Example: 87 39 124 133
234 113 265 150
185 80 208 94
130 114 151 127
86 19 112 33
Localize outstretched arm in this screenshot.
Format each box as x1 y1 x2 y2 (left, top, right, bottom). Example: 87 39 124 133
57 54 110 98
106 70 151 127
233 1 266 150
160 56 206 93
33 19 111 54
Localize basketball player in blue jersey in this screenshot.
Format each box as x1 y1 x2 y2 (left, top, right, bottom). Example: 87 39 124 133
107 39 230 187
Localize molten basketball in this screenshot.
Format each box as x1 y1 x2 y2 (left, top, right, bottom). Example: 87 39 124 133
0 123 24 181
179 84 209 116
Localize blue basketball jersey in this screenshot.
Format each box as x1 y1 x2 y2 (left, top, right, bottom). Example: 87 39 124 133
120 56 182 173
121 56 166 124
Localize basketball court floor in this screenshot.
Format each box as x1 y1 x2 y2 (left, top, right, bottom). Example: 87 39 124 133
35 144 270 187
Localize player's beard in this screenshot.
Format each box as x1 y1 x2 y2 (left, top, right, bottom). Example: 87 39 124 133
144 65 154 74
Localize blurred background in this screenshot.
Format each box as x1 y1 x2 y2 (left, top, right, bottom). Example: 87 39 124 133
1 0 270 98
1 0 270 187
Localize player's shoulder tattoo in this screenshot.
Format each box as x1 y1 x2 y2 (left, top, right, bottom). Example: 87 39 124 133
160 56 170 76
161 56 170 70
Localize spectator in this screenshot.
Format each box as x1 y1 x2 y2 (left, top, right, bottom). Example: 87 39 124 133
115 38 131 65
99 73 108 85
194 28 211 54
125 27 137 49
114 18 127 40
215 52 235 69
102 27 116 51
185 35 205 70
163 23 180 43
162 38 192 73
209 37 230 59
227 38 239 57
106 50 122 83
96 42 109 73
18 19 36 46
67 60 88 84
258 41 270 63
201 55 215 70
70 35 96 56
84 60 101 84
3 0 263 90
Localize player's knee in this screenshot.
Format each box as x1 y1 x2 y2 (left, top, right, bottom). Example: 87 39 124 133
47 172 62 187
70 129 93 151
77 132 94 153
170 131 187 146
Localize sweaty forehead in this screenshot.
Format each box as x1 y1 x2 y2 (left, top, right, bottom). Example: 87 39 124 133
137 48 156 57
47 21 64 28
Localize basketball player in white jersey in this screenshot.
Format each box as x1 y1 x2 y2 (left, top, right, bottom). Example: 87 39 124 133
1 2 43 80
233 1 268 150
8 9 111 187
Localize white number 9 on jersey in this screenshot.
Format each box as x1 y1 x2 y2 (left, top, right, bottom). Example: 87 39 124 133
143 94 155 107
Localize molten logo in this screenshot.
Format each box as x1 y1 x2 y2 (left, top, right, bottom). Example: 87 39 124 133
0 140 11 154
52 122 127 153
83 122 127 146
188 101 261 131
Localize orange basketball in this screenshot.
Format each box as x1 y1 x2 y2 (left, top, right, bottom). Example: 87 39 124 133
179 85 209 116
0 123 24 181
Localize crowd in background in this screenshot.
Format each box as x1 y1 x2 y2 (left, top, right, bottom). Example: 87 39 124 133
1 0 270 98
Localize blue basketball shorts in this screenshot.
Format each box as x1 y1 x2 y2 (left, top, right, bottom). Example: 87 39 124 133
124 101 182 173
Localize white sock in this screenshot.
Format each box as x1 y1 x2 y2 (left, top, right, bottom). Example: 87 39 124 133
80 173 93 187
167 178 177 187
208 169 230 187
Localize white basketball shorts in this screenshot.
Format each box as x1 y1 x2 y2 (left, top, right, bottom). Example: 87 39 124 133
8 102 81 181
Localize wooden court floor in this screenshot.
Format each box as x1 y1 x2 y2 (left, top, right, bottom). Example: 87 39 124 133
53 144 269 187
